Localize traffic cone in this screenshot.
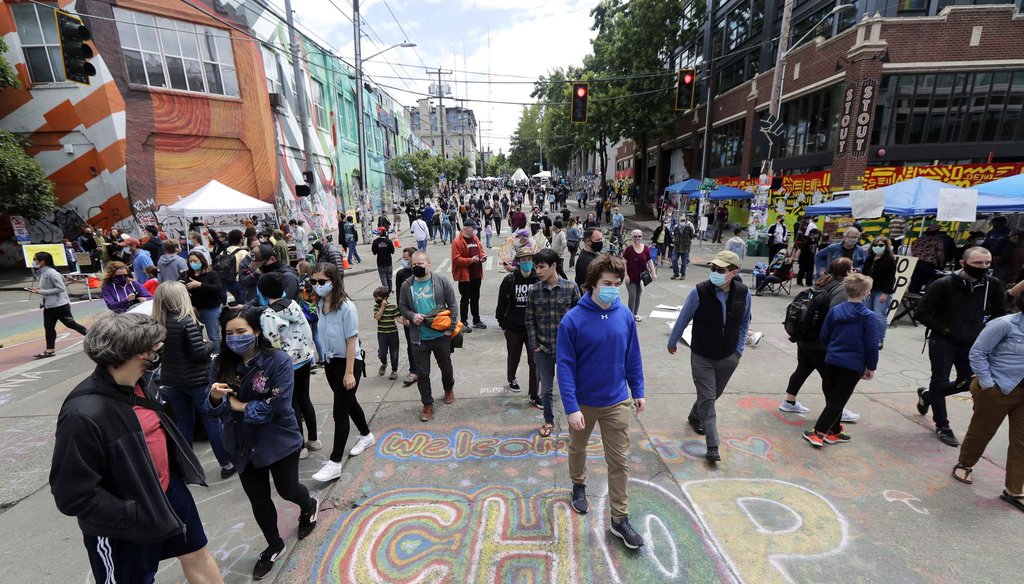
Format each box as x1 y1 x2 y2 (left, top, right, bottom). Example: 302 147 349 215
393 238 402 248
342 258 351 269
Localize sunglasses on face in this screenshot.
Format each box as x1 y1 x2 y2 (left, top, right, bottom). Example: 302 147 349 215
310 279 331 285
711 266 731 274
632 235 643 239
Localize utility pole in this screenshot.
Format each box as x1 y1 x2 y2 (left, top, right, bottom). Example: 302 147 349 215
353 0 368 201
765 0 795 179
284 0 314 192
425 69 451 161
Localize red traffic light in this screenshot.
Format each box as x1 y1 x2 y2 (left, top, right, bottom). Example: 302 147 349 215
683 73 694 85
576 86 587 98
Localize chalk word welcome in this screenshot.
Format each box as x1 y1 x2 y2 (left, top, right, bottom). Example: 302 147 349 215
378 428 603 461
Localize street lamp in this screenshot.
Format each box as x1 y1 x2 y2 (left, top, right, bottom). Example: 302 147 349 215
363 42 417 64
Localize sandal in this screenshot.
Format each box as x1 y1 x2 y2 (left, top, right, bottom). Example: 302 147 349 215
952 463 973 485
33 351 55 359
1000 490 1024 512
538 424 554 438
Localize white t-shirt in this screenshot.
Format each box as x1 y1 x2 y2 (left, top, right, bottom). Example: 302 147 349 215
411 219 429 241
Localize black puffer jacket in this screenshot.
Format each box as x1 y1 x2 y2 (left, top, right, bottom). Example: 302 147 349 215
160 312 213 388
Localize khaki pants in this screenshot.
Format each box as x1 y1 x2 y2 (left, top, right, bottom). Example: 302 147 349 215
568 399 632 521
960 377 1024 493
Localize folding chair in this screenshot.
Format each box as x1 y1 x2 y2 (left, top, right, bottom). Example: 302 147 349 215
763 269 794 296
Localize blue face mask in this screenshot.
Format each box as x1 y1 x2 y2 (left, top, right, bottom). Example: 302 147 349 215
313 282 333 297
225 333 256 355
597 286 620 305
401 258 410 269
256 289 268 306
520 261 534 273
709 271 727 287
189 262 202 271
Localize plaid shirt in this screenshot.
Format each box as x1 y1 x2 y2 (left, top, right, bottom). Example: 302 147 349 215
525 277 581 353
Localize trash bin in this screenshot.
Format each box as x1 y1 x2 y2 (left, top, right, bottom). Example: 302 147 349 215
745 239 758 257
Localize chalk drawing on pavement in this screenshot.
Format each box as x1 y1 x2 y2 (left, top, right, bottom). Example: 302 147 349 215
883 490 930 515
377 428 603 461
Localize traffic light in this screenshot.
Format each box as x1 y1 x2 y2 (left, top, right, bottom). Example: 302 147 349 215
570 82 589 124
56 10 96 84
675 69 696 112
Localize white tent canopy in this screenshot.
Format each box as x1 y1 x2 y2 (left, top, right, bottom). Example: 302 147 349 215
532 170 551 179
165 180 275 216
511 168 528 182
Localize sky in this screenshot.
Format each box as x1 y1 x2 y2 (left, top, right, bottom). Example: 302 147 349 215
269 0 599 160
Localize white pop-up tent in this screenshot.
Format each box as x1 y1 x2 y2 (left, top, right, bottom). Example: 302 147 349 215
510 168 528 182
165 180 275 216
532 170 552 179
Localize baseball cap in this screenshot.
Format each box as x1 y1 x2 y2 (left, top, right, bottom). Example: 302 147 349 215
464 220 479 228
119 237 140 247
709 250 741 269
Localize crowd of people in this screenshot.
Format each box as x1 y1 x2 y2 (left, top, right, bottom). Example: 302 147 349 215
39 184 1024 582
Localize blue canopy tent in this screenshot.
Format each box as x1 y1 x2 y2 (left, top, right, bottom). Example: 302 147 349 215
803 177 1024 217
665 178 701 194
971 173 1024 197
709 185 754 201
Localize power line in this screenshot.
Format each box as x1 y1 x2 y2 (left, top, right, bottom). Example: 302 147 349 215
372 80 675 107
379 0 429 70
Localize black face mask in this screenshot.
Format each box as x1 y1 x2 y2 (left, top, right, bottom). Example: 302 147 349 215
962 264 988 279
143 351 161 371
412 265 427 278
590 241 603 252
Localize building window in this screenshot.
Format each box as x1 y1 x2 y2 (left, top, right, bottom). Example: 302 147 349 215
262 45 283 96
874 71 1024 146
710 118 745 170
113 7 238 96
718 51 758 92
790 0 857 48
779 84 841 157
936 0 1014 12
312 79 326 129
11 3 66 83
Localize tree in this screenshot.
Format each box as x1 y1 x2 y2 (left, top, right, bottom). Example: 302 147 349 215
389 150 440 198
0 39 58 221
440 156 471 184
508 104 544 173
490 150 511 176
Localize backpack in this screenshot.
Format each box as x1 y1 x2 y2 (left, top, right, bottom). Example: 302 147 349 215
212 248 245 283
783 286 832 342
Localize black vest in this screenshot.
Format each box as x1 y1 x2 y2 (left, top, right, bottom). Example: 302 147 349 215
692 280 748 360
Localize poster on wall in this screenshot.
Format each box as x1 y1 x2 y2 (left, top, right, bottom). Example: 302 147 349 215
749 185 770 234
10 216 30 244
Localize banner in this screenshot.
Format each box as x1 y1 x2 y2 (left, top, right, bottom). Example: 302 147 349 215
887 255 919 324
850 190 884 219
936 188 978 222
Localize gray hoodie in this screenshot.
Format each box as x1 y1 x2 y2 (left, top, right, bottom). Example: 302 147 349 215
37 266 70 308
157 253 187 283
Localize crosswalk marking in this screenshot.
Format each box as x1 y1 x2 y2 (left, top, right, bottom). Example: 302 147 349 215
436 256 501 273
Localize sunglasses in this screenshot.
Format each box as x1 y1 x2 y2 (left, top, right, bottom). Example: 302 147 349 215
710 266 731 274
310 279 331 285
632 235 643 239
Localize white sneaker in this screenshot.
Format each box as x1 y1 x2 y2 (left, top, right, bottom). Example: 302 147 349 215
312 460 343 482
750 331 764 345
306 439 323 451
841 408 861 423
299 447 309 460
349 433 376 457
778 401 811 414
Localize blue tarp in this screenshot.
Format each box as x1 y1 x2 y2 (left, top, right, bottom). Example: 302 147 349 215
709 185 754 200
665 178 701 194
803 177 1024 217
971 173 1024 197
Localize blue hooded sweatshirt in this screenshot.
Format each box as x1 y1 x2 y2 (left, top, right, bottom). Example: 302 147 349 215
820 301 881 372
557 292 644 415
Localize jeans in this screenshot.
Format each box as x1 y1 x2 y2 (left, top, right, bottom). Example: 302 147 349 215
485 231 492 247
458 279 483 324
378 266 393 291
377 332 400 371
864 291 889 342
625 282 643 316
403 325 415 373
227 280 245 304
815 364 862 434
443 224 454 242
310 320 324 362
291 361 317 441
237 450 314 547
417 239 428 252
568 400 632 521
672 250 689 277
927 337 973 430
689 352 741 449
535 349 557 424
504 328 538 398
165 383 231 467
785 345 827 397
413 335 455 405
198 306 222 350
567 243 579 268
43 303 88 350
324 357 369 462
346 237 362 263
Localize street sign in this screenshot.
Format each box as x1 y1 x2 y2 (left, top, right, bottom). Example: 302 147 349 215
758 174 771 187
701 178 718 190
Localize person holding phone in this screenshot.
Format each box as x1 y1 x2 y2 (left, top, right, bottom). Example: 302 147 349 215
208 306 319 580
181 252 223 349
101 260 151 313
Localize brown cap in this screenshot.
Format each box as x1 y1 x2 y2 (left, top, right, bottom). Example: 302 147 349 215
709 250 741 269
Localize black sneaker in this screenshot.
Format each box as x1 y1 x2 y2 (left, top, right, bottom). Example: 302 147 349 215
473 321 487 329
529 395 543 409
937 427 960 447
220 464 237 480
916 387 930 415
462 323 474 333
705 447 721 462
610 516 645 549
688 415 705 435
508 379 522 392
297 497 320 540
571 483 588 514
252 541 286 580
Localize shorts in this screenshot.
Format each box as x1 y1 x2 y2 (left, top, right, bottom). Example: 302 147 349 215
83 474 208 584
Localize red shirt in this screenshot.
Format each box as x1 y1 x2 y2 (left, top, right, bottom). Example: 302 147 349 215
143 278 159 296
623 245 652 283
133 385 171 491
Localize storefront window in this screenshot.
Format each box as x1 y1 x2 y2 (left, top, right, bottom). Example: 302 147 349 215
710 118 745 170
779 84 840 158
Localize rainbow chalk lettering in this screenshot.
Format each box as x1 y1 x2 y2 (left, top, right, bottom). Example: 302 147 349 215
377 428 604 461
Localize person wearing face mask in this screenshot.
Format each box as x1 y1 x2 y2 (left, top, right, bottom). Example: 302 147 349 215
209 306 320 579
574 227 604 288
101 260 152 313
394 247 419 387
915 246 1007 447
451 221 488 330
558 254 646 549
251 244 300 300
51 313 223 584
180 253 223 350
398 250 460 422
29 251 89 359
667 250 751 463
497 245 541 406
861 237 897 349
623 229 656 321
370 227 396 291
814 227 867 277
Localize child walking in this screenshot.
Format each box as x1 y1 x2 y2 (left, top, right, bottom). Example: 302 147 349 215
804 273 881 447
373 286 401 379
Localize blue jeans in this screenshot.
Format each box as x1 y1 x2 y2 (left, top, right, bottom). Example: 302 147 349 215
485 232 492 247
227 280 245 304
535 349 557 425
346 237 362 263
417 239 428 252
443 224 454 242
310 319 324 362
865 291 890 342
672 250 689 277
198 306 222 350
165 384 231 467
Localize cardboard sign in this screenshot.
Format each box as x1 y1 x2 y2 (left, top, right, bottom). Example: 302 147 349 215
850 189 884 219
937 188 978 222
887 254 919 324
21 244 68 268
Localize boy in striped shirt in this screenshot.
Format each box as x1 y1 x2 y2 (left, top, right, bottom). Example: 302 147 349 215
373 286 401 379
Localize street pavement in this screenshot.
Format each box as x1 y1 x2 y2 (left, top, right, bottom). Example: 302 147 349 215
0 214 1021 583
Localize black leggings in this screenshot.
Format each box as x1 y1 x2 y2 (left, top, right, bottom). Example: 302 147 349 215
237 450 312 547
291 362 317 441
43 303 88 350
785 345 827 397
325 357 369 463
815 364 862 434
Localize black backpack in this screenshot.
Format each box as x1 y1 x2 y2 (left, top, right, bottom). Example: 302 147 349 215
783 286 832 342
212 248 245 283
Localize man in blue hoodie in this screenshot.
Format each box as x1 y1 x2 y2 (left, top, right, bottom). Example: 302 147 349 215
557 254 645 550
121 237 154 283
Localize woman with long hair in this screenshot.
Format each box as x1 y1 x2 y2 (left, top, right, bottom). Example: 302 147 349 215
29 251 88 358
152 281 234 479
309 263 374 483
208 306 319 579
862 236 897 349
101 260 151 313
181 252 223 349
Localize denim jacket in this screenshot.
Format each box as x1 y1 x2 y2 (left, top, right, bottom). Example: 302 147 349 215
970 312 1024 394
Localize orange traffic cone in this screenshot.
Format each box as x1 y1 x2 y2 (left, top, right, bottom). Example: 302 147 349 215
342 258 351 269
393 238 402 248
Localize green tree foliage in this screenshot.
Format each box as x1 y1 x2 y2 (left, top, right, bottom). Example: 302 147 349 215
490 150 511 176
0 39 22 90
389 150 440 198
508 104 544 174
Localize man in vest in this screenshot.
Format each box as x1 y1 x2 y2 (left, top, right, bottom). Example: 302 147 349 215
666 250 751 463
